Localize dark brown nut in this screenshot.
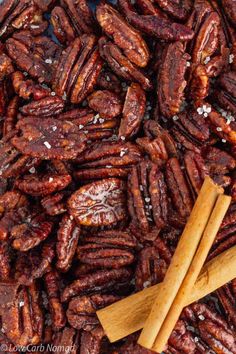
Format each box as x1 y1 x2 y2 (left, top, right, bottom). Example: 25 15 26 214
135 239 171 290
12 71 51 101
189 64 209 101
119 83 146 139
60 0 96 35
222 0 236 27
207 106 236 144
67 294 120 331
41 193 67 216
44 270 66 331
74 141 142 180
167 320 196 354
216 71 236 114
96 2 149 68
68 178 127 227
184 151 209 194
118 0 194 41
97 70 122 94
77 230 137 269
171 108 210 153
53 35 103 104
51 6 76 45
166 157 193 219
0 242 11 280
12 117 87 160
15 240 55 285
154 0 192 20
158 42 190 118
61 267 132 302
20 96 64 117
56 214 80 272
52 326 80 354
0 53 14 81
11 213 53 252
3 96 19 136
128 160 168 232
192 12 220 65
15 174 72 196
203 146 236 176
1 283 43 346
80 327 105 354
217 279 236 330
99 37 152 91
88 90 122 118
0 279 20 309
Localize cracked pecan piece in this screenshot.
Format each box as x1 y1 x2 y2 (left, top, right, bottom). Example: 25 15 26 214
99 37 152 91
118 0 194 41
74 141 142 180
119 83 146 140
67 294 120 331
77 230 137 269
61 268 132 302
88 90 122 119
96 2 149 68
128 160 168 232
12 117 87 160
158 42 190 118
68 178 127 227
56 214 80 272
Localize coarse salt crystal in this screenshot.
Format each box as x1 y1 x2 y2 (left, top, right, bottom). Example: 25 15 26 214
44 141 51 149
186 61 191 67
145 197 151 203
49 177 53 182
198 315 205 321
79 124 84 129
143 280 151 288
70 215 74 220
106 75 111 82
19 301 24 307
197 107 204 115
29 167 36 174
172 115 179 121
45 58 53 64
216 127 222 131
51 91 56 96
229 54 234 64
222 139 226 143
99 118 105 123
204 56 210 64
120 136 126 141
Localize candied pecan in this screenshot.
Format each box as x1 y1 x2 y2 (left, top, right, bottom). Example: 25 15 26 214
215 71 236 114
51 6 76 45
167 320 196 354
74 141 142 180
165 157 193 219
189 65 209 101
128 160 168 232
135 239 171 290
77 230 137 269
119 83 146 139
68 178 127 227
96 2 149 68
56 214 80 272
44 270 66 331
20 96 64 117
184 150 209 194
12 117 87 160
61 268 132 302
3 96 19 136
80 327 104 354
207 106 236 144
217 279 236 330
1 283 43 346
203 146 236 176
15 174 71 197
15 240 55 285
118 0 194 41
41 193 67 216
154 0 192 21
99 37 152 91
52 326 79 354
67 294 120 331
0 53 14 81
97 70 122 94
158 42 190 118
136 137 169 166
88 90 122 119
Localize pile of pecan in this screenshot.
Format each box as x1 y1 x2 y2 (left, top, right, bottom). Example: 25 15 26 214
0 0 236 353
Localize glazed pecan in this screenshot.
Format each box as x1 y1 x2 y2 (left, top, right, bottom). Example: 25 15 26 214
74 141 142 180
167 320 196 354
52 327 79 354
1 283 43 346
0 53 14 81
119 83 146 139
128 160 168 232
77 230 137 269
61 268 132 302
20 96 64 116
99 37 152 91
44 270 66 331
67 294 120 331
216 71 236 114
217 279 236 330
189 64 209 101
165 157 193 219
97 70 122 94
207 106 236 144
12 117 87 160
56 214 80 272
3 96 19 136
154 0 192 20
88 90 122 119
41 193 67 216
68 178 127 227
51 6 76 45
158 42 190 118
184 150 209 194
96 2 149 68
118 0 194 41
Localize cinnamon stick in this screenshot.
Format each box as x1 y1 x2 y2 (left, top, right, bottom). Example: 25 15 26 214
152 194 231 352
97 245 236 342
138 177 223 349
